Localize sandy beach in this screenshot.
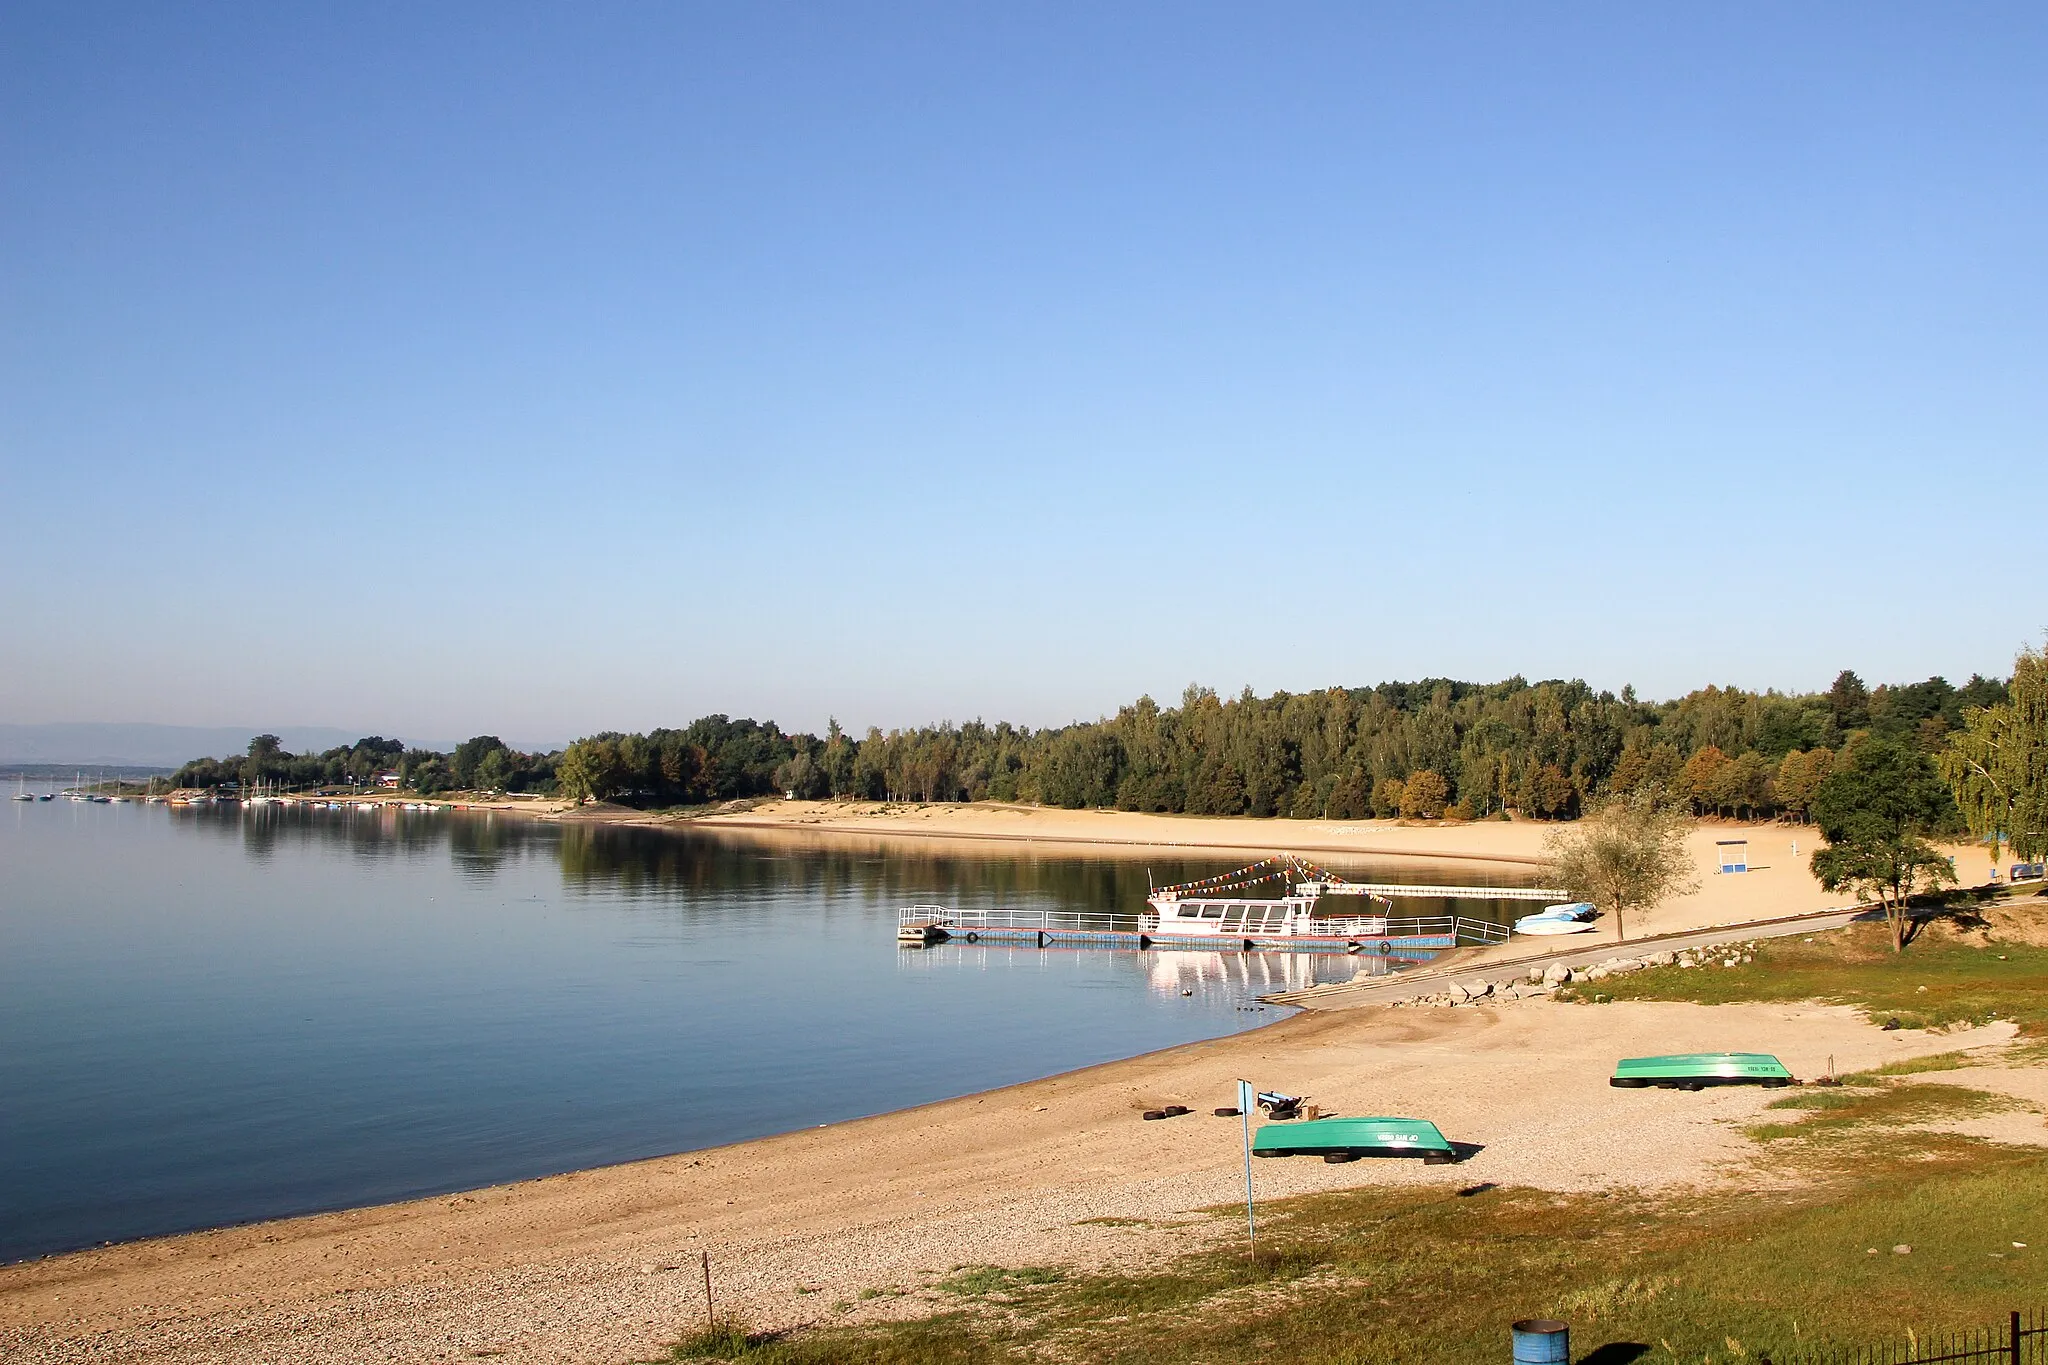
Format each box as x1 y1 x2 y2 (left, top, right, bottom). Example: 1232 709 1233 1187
636 799 1998 944
0 801 2017 1364
2 995 2024 1365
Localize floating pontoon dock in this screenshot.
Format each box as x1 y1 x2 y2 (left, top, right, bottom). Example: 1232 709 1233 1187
896 904 1507 955
895 857 1539 956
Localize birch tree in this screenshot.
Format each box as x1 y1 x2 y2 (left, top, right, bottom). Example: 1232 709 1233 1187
1938 645 2047 866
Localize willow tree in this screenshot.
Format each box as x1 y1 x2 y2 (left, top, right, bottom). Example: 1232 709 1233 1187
1540 792 1700 942
1938 645 2046 866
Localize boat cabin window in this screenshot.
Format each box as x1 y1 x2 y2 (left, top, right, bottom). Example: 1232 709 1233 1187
1198 904 1225 918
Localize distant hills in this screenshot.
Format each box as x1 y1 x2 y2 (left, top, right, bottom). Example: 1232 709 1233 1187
0 723 459 768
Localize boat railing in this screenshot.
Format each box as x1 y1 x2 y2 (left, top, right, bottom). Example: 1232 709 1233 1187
1310 914 1509 945
896 906 1510 946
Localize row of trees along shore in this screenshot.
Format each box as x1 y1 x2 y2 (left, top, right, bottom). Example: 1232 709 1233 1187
163 658 2042 864
167 734 557 796
552 669 2007 821
163 651 2046 959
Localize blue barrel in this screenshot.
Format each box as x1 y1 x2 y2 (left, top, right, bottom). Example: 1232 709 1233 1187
1511 1319 1569 1363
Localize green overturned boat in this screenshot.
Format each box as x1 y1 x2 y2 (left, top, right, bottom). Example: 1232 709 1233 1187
1610 1052 1796 1090
1252 1116 1459 1164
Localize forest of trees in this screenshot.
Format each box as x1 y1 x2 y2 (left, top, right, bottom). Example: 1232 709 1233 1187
168 733 557 796
161 668 2012 823
547 669 2009 822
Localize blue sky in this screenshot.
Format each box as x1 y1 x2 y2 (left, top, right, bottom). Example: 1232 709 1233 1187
3 3 2041 745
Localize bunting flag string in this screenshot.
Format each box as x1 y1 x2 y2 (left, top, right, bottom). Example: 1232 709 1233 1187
1152 854 1359 900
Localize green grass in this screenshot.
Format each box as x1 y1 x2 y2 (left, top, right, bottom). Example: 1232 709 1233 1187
1839 1050 1976 1083
932 1266 1065 1297
1565 920 2048 1037
648 1149 2047 1364
658 1319 775 1360
1744 1082 2024 1143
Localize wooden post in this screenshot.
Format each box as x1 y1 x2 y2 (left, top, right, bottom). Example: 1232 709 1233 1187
702 1250 714 1330
2011 1309 2021 1365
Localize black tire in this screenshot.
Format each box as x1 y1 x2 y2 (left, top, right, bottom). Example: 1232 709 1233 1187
1142 1110 1166 1121
1762 1079 1791 1088
1269 1108 1299 1121
1378 940 1393 955
1682 1081 1705 1092
1254 1149 1282 1158
1324 1152 1360 1163
1214 1107 1241 1117
1424 1153 1455 1166
964 932 979 943
1163 1105 1189 1116
1610 1078 1649 1088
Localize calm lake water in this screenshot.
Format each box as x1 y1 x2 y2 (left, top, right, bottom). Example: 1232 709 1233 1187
0 795 1533 1263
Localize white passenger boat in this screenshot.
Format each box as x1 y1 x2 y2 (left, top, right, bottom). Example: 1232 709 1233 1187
1143 856 1401 948
1144 891 1394 944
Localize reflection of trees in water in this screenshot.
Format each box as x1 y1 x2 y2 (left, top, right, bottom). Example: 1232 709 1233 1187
553 828 1539 925
175 809 1533 922
446 816 527 880
553 827 1253 913
175 806 553 878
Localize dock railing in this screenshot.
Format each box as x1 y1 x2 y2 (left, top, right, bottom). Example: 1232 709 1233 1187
897 906 1508 947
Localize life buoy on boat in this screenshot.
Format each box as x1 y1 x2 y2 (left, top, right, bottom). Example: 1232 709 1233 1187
965 931 980 943
1378 940 1394 956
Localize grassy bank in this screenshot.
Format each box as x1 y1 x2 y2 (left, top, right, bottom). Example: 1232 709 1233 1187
1563 904 2048 1043
650 911 2045 1365
654 1145 2042 1364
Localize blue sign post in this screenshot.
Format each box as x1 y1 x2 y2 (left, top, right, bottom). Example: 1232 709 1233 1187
1237 1078 1257 1260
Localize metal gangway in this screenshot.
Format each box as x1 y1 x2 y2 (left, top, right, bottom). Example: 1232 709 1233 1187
1147 854 1564 905
1299 880 1568 903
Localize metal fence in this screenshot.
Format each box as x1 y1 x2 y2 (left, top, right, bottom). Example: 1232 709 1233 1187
1766 1308 2044 1365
